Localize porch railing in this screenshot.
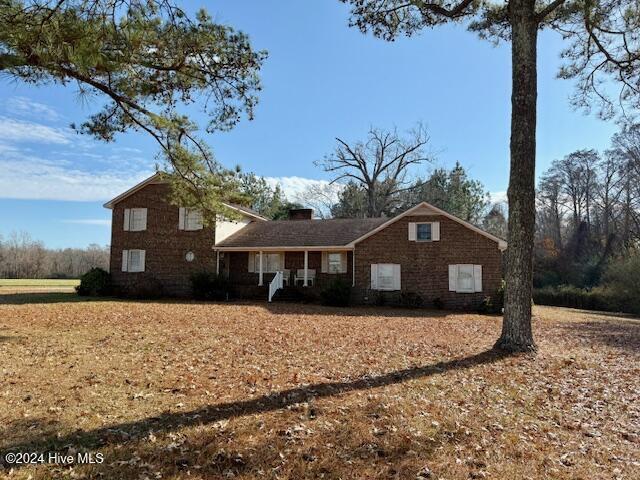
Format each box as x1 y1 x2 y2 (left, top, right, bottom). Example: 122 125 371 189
268 270 284 302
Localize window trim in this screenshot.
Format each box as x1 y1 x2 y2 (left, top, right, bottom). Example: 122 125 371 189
123 249 146 273
449 264 482 293
327 252 343 274
184 208 203 231
415 222 432 242
371 263 401 291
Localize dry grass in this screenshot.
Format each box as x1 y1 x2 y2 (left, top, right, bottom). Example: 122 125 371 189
0 279 79 287
0 292 638 479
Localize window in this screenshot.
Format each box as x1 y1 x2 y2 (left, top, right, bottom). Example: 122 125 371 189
179 207 203 230
371 263 401 291
416 223 432 241
253 253 283 273
185 209 203 230
124 208 147 231
122 249 145 272
328 253 343 273
408 222 440 241
449 264 482 293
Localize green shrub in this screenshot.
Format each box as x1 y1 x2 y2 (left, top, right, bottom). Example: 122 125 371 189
400 291 424 308
320 278 351 307
432 297 444 309
190 271 229 300
532 284 636 314
75 268 111 296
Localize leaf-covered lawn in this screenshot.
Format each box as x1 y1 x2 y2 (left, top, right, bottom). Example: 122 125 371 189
0 297 638 479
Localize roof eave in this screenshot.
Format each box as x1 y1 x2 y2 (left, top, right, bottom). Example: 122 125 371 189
103 173 268 221
213 245 354 251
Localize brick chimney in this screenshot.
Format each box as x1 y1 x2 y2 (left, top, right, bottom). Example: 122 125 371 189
288 208 313 220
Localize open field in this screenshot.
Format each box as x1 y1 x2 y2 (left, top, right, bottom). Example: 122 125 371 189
0 293 638 479
0 279 79 297
0 279 80 287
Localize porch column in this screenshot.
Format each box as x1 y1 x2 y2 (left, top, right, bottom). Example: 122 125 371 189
258 251 264 286
216 250 220 275
303 250 309 287
352 250 355 287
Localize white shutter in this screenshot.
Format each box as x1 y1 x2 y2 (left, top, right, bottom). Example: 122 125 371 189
432 222 440 241
393 264 401 290
370 264 379 290
321 252 328 273
340 252 348 273
121 250 129 272
139 250 146 272
178 207 185 230
123 209 130 231
140 208 147 231
473 265 483 292
448 265 458 292
408 222 417 241
248 252 255 272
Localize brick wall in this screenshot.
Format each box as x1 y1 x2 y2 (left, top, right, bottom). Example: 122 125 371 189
109 183 217 296
353 215 503 309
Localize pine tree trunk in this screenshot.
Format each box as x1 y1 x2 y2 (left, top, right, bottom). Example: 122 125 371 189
495 0 538 353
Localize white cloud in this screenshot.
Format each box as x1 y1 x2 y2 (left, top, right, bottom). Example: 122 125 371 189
0 116 71 144
489 191 508 204
0 154 152 202
62 219 111 226
265 176 342 201
5 96 62 122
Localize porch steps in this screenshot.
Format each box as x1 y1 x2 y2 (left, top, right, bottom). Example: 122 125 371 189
271 286 305 302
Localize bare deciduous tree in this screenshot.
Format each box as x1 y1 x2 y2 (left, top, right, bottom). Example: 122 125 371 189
317 124 432 217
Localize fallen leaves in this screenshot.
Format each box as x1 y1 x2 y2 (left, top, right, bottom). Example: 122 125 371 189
0 299 638 479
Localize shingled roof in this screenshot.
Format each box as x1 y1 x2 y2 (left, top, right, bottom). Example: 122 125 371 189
217 217 388 248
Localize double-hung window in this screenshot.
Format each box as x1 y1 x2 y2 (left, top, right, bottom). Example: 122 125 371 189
449 264 482 293
123 208 147 231
408 222 440 242
122 249 146 272
328 253 342 273
179 207 203 230
371 263 401 291
416 223 432 241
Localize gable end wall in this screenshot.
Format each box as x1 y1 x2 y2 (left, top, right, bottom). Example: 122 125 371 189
353 214 503 309
109 183 217 296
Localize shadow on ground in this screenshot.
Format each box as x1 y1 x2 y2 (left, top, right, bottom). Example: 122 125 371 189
0 292 98 305
0 348 510 475
560 318 640 352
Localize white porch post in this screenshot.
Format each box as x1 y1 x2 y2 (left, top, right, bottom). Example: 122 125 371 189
216 250 220 275
303 250 309 287
258 251 264 286
352 250 355 287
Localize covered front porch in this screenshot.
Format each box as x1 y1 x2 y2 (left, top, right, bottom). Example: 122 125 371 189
214 247 354 300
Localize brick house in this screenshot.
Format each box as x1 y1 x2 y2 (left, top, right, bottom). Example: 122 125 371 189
105 174 506 308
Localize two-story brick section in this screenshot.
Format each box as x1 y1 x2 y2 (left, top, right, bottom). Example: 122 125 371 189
105 174 506 308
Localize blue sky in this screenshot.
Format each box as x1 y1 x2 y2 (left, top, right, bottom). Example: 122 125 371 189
0 1 618 248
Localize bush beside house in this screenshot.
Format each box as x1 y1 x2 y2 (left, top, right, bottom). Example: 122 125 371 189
76 268 112 296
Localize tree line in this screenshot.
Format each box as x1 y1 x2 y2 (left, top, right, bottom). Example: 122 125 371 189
533 123 640 312
0 232 109 279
